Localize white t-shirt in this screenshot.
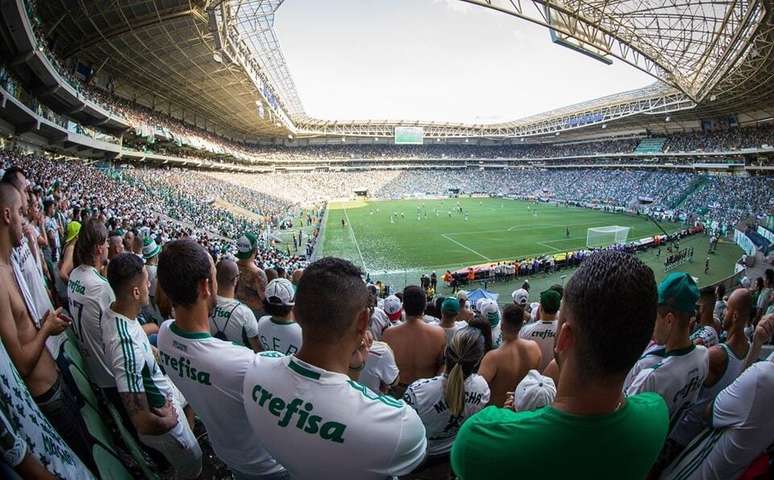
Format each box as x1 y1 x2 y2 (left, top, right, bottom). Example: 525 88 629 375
663 361 774 480
404 374 490 456
157 320 284 476
0 339 94 479
11 242 64 357
101 309 195 448
440 321 468 345
209 296 259 347
242 355 427 479
623 342 666 392
626 345 709 428
519 320 557 371
256 315 302 355
359 341 399 394
68 265 116 388
369 307 391 341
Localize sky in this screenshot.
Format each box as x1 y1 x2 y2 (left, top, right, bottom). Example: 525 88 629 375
274 0 655 124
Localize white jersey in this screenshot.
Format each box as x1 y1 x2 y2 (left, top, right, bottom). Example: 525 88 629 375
242 354 427 479
491 322 502 348
662 361 774 480
440 321 468 345
256 315 302 355
68 265 115 388
359 341 399 394
404 374 490 456
209 296 259 347
623 342 666 392
670 342 748 446
101 310 197 454
157 320 284 476
626 345 709 429
11 242 64 357
519 320 557 371
689 325 719 348
369 307 391 341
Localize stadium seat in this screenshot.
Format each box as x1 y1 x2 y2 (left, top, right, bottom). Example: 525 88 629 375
68 364 99 411
106 402 161 480
92 444 134 480
63 338 87 375
81 403 117 456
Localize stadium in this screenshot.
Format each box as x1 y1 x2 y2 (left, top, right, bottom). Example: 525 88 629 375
0 0 773 479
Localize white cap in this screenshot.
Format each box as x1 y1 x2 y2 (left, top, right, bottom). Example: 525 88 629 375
740 276 751 289
475 298 487 312
456 290 469 302
514 370 556 411
479 299 500 326
512 288 529 305
383 295 402 321
265 278 295 306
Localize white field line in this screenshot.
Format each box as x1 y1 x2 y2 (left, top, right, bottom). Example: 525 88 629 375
343 208 368 271
537 242 561 252
440 233 493 262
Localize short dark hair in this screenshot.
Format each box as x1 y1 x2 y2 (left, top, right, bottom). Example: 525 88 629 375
295 257 367 343
107 253 144 297
263 300 292 317
502 304 526 331
402 285 426 317
563 250 656 379
1 166 26 190
158 239 212 307
74 217 107 267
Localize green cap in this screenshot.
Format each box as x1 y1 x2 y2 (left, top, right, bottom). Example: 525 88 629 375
658 272 700 313
441 297 460 314
236 232 258 260
540 289 561 314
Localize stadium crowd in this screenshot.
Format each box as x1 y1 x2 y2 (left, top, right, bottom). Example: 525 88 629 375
1 155 773 479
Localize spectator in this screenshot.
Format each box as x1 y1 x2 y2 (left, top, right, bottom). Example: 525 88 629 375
383 285 446 397
511 369 556 411
210 258 261 351
451 250 668 480
235 233 268 319
404 325 490 462
156 239 287 479
437 297 467 344
519 289 561 371
242 257 427 478
479 304 542 407
689 286 720 347
255 278 302 355
103 253 202 479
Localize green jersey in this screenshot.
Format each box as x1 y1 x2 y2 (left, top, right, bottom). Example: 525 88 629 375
451 392 668 480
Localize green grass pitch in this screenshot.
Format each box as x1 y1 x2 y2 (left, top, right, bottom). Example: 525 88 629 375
320 198 742 298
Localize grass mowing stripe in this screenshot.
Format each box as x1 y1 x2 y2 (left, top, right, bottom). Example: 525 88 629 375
343 208 367 271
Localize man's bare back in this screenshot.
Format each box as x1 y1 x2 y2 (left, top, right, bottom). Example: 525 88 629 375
236 261 266 315
0 265 59 396
479 337 542 407
383 319 445 393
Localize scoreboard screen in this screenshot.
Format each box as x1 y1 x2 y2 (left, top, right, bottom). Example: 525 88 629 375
394 127 424 145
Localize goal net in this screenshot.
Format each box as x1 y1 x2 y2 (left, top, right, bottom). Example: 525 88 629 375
587 226 631 248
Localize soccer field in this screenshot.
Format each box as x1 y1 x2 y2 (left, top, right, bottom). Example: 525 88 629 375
320 198 742 296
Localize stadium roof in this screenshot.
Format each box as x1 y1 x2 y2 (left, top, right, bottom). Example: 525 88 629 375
35 0 774 140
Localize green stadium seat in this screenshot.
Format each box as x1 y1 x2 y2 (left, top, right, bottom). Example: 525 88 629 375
92 444 134 480
81 403 117 455
106 402 161 480
68 364 99 410
63 338 86 375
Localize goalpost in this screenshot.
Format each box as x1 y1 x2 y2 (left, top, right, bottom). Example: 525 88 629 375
586 226 631 248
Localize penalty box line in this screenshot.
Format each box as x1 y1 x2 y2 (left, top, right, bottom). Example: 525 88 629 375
440 233 493 262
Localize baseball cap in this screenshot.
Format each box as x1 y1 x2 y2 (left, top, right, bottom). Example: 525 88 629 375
142 237 161 260
479 299 501 327
235 232 258 260
539 289 561 314
740 276 751 289
383 295 402 321
265 278 295 306
65 221 81 244
512 288 529 305
456 290 469 302
658 272 700 314
441 297 460 314
514 370 556 411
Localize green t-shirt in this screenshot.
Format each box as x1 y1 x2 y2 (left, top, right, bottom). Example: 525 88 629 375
451 392 668 480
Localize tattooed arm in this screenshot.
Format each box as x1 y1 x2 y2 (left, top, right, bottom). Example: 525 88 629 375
119 393 178 435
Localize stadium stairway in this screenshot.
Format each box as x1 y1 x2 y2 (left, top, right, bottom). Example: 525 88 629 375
670 175 709 210
635 137 667 153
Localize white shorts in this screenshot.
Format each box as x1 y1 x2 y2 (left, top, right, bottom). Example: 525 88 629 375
139 401 202 479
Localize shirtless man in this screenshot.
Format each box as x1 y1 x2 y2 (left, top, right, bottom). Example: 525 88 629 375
479 304 542 406
234 233 268 319
0 183 93 470
383 285 445 397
